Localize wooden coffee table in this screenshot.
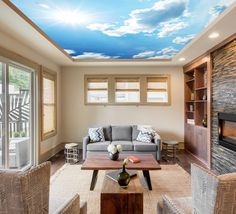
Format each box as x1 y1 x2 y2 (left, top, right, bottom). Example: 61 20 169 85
81 154 161 191
101 173 143 214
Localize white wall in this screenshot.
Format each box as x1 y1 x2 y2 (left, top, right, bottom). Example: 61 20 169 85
0 30 62 156
61 66 184 143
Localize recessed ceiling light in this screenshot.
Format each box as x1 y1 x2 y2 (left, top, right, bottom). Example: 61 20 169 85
179 57 186 61
209 32 219 39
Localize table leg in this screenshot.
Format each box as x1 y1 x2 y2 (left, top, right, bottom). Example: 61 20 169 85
90 170 98 191
142 170 152 190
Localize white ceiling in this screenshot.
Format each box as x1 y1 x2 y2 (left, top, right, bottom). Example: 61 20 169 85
0 1 236 67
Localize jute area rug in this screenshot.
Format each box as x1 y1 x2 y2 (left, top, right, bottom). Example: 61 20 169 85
50 164 191 214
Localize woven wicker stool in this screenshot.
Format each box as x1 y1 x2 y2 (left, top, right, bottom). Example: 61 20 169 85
64 143 79 164
162 140 179 163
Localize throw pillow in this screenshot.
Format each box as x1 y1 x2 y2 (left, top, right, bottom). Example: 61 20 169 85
136 130 153 143
88 127 105 142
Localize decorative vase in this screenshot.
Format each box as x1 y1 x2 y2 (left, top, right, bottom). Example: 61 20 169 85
202 116 207 127
117 164 131 188
108 152 119 161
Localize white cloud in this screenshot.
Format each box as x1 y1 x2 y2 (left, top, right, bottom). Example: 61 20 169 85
158 20 188 37
72 52 119 59
133 51 156 59
156 46 178 56
172 34 195 44
88 0 188 37
87 23 115 32
209 4 227 19
64 49 76 54
38 4 50 9
133 46 178 59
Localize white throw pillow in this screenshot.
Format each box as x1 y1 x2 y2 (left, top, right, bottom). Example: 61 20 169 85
136 130 153 143
88 127 105 142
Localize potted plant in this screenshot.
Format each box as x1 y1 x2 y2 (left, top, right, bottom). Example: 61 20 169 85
107 144 122 161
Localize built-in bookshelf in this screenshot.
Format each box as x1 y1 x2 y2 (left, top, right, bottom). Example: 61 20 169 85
184 55 211 168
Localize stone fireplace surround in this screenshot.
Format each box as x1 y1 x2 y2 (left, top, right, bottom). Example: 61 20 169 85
212 39 236 174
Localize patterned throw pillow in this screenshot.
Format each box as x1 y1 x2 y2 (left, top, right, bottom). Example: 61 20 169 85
88 127 105 142
136 130 153 143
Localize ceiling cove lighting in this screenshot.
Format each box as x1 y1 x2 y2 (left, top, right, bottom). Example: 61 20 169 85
208 32 220 39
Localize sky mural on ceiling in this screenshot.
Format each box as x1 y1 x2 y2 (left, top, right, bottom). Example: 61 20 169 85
10 0 235 60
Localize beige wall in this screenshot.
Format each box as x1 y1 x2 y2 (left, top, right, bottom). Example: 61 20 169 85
61 66 184 143
0 30 62 159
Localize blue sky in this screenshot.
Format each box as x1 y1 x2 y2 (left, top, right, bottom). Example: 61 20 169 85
10 0 235 59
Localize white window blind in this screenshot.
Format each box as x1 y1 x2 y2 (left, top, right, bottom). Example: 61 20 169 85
115 78 140 103
42 74 56 136
87 78 108 103
147 77 169 103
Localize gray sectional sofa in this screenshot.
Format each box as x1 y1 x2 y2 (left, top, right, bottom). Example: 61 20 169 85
83 125 161 161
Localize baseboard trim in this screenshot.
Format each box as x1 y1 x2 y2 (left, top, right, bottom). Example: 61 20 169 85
39 143 65 163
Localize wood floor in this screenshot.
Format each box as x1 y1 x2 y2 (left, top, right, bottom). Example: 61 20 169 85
49 149 206 175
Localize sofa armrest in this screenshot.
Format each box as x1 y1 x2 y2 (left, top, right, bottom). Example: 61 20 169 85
83 135 90 160
59 194 81 214
153 134 161 160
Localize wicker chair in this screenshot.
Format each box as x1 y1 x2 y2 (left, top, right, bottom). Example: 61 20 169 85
157 164 236 214
0 161 87 214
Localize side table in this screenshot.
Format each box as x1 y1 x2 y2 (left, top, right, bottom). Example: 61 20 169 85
64 143 79 164
162 141 179 163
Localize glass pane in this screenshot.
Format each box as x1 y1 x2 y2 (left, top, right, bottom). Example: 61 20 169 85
147 92 168 103
8 65 31 169
88 81 107 89
43 78 55 104
147 81 167 90
116 82 139 90
87 90 108 103
0 62 3 168
43 105 55 134
116 91 140 103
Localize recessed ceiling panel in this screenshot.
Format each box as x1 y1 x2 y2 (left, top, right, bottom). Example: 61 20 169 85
9 0 235 60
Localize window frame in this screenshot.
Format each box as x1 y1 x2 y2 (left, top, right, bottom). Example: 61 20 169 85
84 74 171 106
115 77 141 104
86 77 109 104
41 67 57 140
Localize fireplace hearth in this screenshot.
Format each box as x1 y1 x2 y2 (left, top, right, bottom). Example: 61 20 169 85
218 112 236 152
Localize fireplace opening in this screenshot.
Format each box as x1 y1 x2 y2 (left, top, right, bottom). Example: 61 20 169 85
218 112 236 152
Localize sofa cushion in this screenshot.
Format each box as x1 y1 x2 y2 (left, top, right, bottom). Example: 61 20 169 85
103 126 112 141
87 141 110 151
88 127 105 142
112 126 132 141
133 141 157 152
112 141 133 151
132 125 140 141
136 130 153 143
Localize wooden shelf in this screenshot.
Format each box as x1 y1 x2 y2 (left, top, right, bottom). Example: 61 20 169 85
196 125 207 129
195 100 207 103
195 86 207 91
185 78 195 83
184 55 211 168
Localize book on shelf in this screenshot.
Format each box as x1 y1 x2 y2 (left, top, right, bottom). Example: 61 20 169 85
128 156 140 163
187 119 195 125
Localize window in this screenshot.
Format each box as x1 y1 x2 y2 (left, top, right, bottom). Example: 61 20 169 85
85 75 170 105
115 78 140 103
0 58 36 170
147 77 169 103
86 78 108 103
42 69 57 140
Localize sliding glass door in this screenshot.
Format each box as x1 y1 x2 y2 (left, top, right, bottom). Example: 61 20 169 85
0 59 35 170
